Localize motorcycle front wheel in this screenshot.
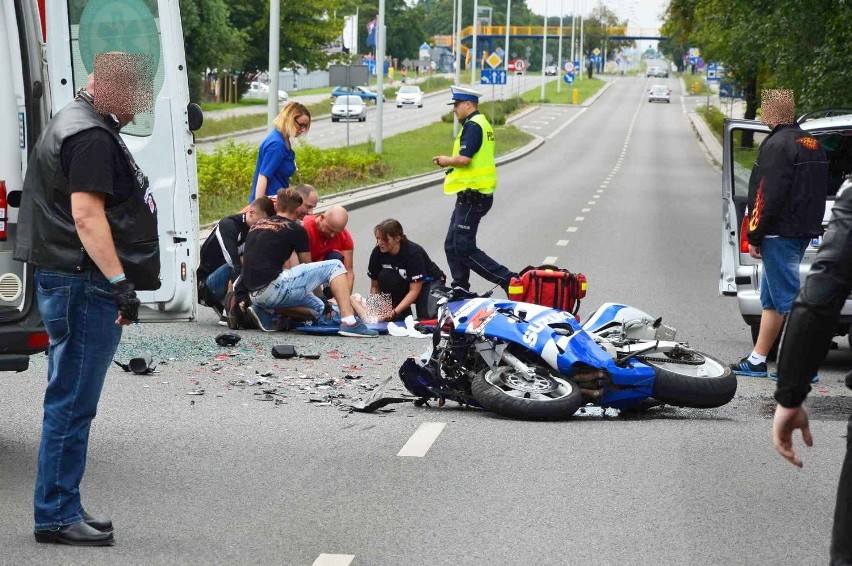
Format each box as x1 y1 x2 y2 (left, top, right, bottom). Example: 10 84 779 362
471 366 583 421
646 352 736 408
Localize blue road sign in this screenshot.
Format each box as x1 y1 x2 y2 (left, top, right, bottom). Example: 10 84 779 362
563 72 575 84
480 69 507 85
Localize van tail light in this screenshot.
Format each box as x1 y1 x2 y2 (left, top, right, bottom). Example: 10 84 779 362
740 214 750 253
0 180 8 241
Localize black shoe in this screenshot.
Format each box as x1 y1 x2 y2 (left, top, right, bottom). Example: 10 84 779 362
83 510 113 533
34 521 115 546
225 292 246 330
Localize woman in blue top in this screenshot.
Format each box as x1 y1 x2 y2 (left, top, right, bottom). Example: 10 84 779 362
248 102 312 202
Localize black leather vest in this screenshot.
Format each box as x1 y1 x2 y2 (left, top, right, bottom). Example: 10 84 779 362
13 97 161 290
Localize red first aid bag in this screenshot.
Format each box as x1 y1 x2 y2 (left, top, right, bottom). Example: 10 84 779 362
507 265 587 315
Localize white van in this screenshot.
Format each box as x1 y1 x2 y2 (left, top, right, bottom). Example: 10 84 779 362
720 110 852 350
0 0 200 371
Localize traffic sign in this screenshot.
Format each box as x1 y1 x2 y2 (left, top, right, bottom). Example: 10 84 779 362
481 69 507 85
563 61 575 73
485 52 502 69
563 72 574 84
514 59 527 73
592 47 601 56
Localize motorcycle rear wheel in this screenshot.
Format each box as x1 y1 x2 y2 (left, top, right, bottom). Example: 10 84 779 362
648 352 736 408
471 366 583 421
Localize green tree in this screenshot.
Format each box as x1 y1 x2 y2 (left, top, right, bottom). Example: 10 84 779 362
228 0 349 75
180 0 247 101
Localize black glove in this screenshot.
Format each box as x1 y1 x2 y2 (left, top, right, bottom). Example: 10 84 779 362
112 279 140 321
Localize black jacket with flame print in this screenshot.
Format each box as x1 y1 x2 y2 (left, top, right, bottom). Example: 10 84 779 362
747 123 829 246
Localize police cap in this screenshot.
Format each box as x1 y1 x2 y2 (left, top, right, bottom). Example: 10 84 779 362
448 85 483 105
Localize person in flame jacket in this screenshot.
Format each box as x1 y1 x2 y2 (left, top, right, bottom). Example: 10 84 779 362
730 89 829 379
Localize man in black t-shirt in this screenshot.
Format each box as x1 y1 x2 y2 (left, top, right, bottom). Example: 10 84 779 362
197 196 274 321
233 188 377 336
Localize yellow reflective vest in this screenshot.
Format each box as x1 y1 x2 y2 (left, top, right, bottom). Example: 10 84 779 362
443 113 497 195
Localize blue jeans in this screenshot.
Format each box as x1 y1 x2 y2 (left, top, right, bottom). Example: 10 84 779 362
759 237 809 315
205 264 233 306
250 259 347 319
444 193 515 290
33 269 122 530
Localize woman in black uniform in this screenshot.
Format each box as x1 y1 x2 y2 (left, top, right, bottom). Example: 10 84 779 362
365 219 446 321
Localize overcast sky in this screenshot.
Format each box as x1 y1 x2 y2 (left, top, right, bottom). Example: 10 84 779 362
521 0 668 30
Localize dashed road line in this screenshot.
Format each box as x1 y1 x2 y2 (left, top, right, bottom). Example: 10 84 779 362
582 208 590 212
556 240 569 246
567 227 578 232
543 256 558 264
575 216 585 221
398 422 446 457
312 554 355 566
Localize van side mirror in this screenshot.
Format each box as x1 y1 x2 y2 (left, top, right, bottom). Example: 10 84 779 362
187 103 203 132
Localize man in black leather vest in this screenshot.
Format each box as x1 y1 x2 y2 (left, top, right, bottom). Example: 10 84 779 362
773 184 852 565
14 53 159 547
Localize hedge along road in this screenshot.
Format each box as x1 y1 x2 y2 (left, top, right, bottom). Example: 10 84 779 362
196 75 566 154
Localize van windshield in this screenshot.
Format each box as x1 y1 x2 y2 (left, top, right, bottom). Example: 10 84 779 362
68 0 164 137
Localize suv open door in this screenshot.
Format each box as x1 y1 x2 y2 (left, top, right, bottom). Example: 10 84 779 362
1 0 200 371
719 118 770 297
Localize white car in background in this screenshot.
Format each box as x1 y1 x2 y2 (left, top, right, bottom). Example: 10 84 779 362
396 85 423 108
648 85 671 103
244 81 288 102
331 95 367 122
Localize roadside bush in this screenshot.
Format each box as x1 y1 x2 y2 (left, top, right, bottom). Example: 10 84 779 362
704 105 726 139
291 144 390 191
196 140 258 205
196 140 390 213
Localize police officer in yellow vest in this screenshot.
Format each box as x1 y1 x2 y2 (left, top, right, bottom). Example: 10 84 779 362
432 86 517 292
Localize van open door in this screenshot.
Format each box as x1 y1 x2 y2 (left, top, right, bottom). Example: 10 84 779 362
720 118 770 296
42 0 199 321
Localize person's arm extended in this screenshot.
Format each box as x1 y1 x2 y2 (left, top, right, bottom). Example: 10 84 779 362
432 154 471 168
342 249 355 291
71 191 123 280
388 280 422 321
255 174 270 198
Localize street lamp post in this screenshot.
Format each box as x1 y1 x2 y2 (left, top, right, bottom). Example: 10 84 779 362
556 0 563 94
540 0 547 101
267 0 281 131
470 0 478 85
454 0 463 136
374 0 386 153
504 0 511 72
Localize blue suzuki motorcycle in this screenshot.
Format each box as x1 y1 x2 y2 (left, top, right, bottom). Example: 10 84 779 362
396 289 736 421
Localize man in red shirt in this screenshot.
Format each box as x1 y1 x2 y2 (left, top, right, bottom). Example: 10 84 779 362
303 205 355 291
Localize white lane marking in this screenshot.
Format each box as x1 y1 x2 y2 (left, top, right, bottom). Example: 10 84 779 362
588 201 596 205
543 256 558 264
582 208 590 212
575 216 585 221
312 555 355 566
596 189 604 193
556 240 569 246
593 195 601 199
398 422 446 457
566 227 578 232
524 126 542 130
546 107 588 140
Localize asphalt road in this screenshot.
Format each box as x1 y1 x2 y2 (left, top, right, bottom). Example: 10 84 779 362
2 75 850 565
196 75 561 153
